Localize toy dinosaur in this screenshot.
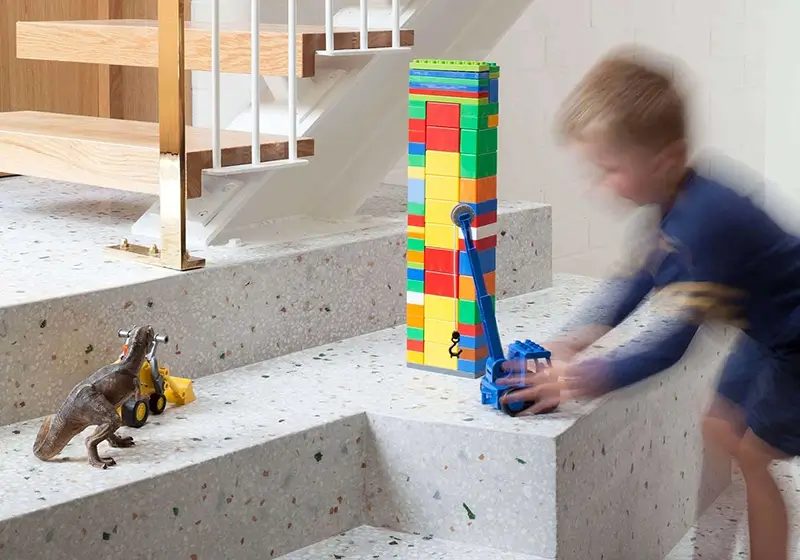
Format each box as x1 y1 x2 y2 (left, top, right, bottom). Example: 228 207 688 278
33 325 156 469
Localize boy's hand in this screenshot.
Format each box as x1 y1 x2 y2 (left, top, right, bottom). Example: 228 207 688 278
498 359 610 415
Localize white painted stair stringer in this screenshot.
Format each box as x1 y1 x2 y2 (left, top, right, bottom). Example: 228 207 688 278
133 0 535 247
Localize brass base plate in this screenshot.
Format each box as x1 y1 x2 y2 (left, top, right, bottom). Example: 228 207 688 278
105 243 205 271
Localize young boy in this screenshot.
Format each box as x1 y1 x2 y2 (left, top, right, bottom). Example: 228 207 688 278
500 47 800 559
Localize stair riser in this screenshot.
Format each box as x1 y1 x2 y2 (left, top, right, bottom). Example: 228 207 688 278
0 204 551 426
361 329 734 559
0 416 367 560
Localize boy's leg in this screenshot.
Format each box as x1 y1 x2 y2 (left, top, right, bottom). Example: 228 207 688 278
739 357 800 560
702 335 762 457
738 429 790 560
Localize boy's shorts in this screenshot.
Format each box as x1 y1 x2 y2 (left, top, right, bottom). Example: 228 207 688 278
716 336 800 457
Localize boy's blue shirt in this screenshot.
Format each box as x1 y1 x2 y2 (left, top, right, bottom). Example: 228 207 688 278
577 169 800 391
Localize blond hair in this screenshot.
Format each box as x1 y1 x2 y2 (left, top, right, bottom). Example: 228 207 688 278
557 46 688 151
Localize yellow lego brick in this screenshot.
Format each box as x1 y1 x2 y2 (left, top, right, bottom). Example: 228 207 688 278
426 150 460 177
487 114 499 128
423 342 457 370
425 174 459 201
408 166 425 180
425 223 458 250
408 225 425 240
424 199 456 226
424 318 458 344
407 350 425 365
424 294 458 321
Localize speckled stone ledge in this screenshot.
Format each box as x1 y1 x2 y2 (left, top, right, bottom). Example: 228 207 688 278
0 199 551 426
0 276 731 560
277 526 549 559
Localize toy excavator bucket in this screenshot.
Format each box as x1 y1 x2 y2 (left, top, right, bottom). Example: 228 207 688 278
163 375 196 406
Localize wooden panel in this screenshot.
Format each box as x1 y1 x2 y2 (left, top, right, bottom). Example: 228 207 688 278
17 20 415 78
0 112 315 197
0 1 101 116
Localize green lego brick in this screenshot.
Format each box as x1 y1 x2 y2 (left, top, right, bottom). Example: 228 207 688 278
458 296 496 325
407 326 424 341
407 260 424 270
408 153 426 167
460 115 490 130
409 93 488 106
409 99 427 119
461 103 499 117
410 59 494 72
460 127 498 155
409 75 490 87
407 279 425 294
408 237 425 252
460 152 498 179
408 201 425 216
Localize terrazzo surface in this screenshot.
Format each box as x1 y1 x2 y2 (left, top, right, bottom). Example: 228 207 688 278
0 275 598 523
0 177 549 306
664 463 800 560
0 275 739 559
277 526 548 559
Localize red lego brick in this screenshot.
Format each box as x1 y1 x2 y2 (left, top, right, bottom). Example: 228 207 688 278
426 126 460 153
408 128 426 144
408 214 424 228
426 102 460 128
424 247 458 274
409 118 426 131
474 211 497 228
458 323 484 337
458 234 497 252
407 339 424 353
424 270 457 298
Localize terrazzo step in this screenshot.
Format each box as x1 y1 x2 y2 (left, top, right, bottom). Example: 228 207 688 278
0 175 552 427
0 277 731 560
276 525 549 559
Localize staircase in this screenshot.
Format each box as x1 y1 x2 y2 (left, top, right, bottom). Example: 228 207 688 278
1 1 416 269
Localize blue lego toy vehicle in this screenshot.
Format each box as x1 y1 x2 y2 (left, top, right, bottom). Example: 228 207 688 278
450 204 555 416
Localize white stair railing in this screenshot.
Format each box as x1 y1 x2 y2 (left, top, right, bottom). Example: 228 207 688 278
204 0 409 178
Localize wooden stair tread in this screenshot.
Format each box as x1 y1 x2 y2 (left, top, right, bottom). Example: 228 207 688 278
0 111 314 198
16 19 415 77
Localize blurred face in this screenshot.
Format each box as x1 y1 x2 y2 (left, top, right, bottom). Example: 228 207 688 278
575 140 661 205
573 137 686 207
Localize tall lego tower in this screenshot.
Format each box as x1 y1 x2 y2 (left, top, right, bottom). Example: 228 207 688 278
406 59 499 379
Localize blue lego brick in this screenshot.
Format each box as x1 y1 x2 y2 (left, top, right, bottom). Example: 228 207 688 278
409 69 490 80
466 199 498 216
459 333 487 350
480 376 501 407
408 141 426 156
458 357 487 375
507 339 551 361
458 247 496 276
408 81 489 93
407 267 424 282
489 78 499 103
408 178 425 203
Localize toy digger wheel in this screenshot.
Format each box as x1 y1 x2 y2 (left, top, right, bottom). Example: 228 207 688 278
149 393 167 415
450 203 475 227
121 398 150 428
500 388 559 417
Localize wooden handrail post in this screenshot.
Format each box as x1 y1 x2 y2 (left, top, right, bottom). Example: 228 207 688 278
106 0 204 271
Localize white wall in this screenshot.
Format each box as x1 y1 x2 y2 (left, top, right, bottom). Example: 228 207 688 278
764 0 800 233
385 0 768 277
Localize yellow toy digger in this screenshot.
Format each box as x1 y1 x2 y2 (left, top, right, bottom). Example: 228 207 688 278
115 329 196 428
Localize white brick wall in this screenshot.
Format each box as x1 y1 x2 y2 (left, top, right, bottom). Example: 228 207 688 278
385 0 768 278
